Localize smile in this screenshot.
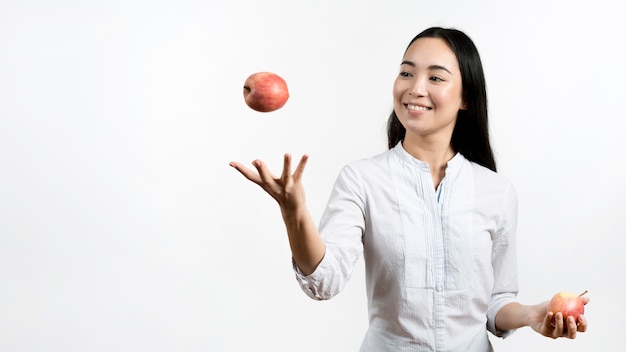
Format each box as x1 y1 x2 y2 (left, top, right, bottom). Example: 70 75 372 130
406 104 432 111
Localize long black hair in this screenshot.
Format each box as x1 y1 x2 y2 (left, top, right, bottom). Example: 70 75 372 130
387 27 497 172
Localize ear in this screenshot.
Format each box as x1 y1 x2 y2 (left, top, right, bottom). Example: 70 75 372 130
460 100 468 111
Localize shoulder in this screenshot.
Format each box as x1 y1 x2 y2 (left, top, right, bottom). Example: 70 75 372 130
342 148 397 173
332 149 399 193
467 159 515 192
462 158 518 212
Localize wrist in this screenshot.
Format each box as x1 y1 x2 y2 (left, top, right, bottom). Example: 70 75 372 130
527 302 547 327
280 203 307 221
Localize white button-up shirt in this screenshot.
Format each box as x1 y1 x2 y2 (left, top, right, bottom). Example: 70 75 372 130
295 143 519 351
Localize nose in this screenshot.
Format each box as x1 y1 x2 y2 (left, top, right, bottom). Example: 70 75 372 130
408 77 427 97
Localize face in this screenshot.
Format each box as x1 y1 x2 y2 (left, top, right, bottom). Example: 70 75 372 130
393 37 466 143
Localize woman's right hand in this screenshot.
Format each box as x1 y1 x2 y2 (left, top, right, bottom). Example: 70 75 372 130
229 153 309 214
230 153 324 275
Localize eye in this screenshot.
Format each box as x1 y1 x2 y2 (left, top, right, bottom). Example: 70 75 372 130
430 76 444 82
399 71 413 78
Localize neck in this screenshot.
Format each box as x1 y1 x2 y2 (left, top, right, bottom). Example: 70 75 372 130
402 136 455 189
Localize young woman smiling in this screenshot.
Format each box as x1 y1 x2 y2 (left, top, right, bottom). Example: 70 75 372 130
230 27 589 351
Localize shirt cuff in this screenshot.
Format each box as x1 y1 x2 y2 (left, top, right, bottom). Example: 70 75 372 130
292 258 325 300
487 294 518 338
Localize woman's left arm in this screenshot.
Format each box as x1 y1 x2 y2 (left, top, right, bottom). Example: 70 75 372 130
495 299 589 339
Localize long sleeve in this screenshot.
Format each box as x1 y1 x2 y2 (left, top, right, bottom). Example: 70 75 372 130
293 164 366 300
486 181 519 337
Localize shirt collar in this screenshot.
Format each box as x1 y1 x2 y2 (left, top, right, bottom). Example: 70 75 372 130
393 141 465 172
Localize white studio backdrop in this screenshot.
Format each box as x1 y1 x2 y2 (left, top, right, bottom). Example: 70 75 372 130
1 1 624 351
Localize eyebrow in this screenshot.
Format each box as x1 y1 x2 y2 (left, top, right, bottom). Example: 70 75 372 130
401 60 452 74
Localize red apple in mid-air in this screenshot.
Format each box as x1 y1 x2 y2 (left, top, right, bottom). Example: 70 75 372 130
243 72 289 112
547 290 587 325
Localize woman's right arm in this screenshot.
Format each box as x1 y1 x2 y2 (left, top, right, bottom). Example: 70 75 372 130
229 153 325 275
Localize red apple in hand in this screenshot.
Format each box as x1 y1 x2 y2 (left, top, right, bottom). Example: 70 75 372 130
243 72 289 112
547 290 587 327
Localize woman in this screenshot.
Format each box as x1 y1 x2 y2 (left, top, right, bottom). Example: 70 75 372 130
230 27 588 351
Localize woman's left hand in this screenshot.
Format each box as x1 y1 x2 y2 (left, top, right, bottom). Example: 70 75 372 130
530 298 589 339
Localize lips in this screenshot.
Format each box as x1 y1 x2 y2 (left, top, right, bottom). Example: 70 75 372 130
406 103 432 111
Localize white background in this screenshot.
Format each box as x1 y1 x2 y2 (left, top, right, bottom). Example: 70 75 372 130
1 1 624 351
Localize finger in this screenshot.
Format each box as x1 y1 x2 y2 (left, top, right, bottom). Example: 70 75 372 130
553 312 564 338
229 161 262 185
543 311 554 329
541 312 556 339
282 153 292 180
248 159 276 184
566 316 577 339
543 312 554 328
577 314 588 332
293 154 309 180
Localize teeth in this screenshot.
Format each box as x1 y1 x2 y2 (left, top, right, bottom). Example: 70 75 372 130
407 104 430 111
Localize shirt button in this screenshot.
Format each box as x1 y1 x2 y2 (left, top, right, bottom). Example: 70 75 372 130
436 284 443 292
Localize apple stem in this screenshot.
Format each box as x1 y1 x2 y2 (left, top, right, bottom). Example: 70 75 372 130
579 290 588 297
